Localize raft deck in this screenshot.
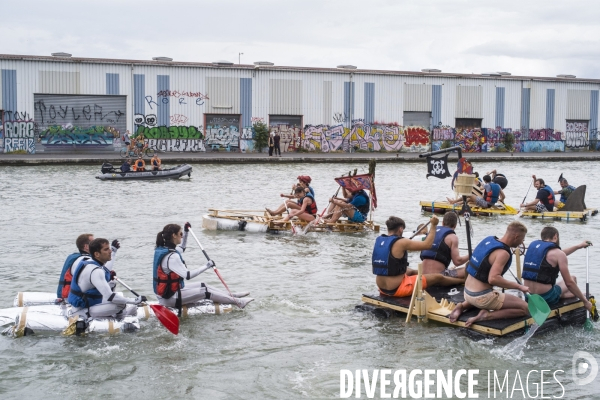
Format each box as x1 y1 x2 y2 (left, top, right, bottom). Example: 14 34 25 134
361 285 586 338
203 209 380 233
420 201 518 216
519 208 598 222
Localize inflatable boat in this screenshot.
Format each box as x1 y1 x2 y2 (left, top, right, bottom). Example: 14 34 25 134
202 209 380 233
96 163 192 181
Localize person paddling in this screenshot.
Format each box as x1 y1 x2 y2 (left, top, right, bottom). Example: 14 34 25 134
267 176 314 216
282 187 317 223
448 222 530 327
420 212 469 278
521 175 555 212
68 238 141 319
153 223 253 312
522 227 593 312
373 216 464 299
57 234 120 300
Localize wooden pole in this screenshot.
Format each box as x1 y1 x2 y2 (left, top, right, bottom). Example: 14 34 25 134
405 263 423 323
515 248 522 282
416 262 426 322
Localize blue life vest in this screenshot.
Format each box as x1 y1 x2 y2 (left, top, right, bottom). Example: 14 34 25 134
539 185 555 210
522 240 560 285
466 236 512 283
153 247 186 298
68 259 110 308
372 235 408 276
57 252 88 298
420 227 455 268
484 183 501 205
351 190 370 216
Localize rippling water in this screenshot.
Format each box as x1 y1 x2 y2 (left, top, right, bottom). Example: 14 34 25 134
0 160 598 399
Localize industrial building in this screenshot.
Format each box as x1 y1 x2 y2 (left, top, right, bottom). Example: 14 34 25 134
1 53 598 154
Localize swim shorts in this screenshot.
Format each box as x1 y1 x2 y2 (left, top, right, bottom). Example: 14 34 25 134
538 285 562 306
379 275 428 298
535 203 548 213
348 210 366 223
464 288 505 311
475 197 491 208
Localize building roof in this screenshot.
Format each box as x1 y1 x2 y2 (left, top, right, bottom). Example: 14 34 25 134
1 53 599 84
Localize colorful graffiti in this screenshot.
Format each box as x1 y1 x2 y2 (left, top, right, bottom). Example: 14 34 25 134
38 124 118 146
301 122 430 153
145 139 205 152
240 127 255 153
135 125 203 140
270 124 301 152
522 141 565 152
565 121 589 149
3 120 36 153
205 124 240 151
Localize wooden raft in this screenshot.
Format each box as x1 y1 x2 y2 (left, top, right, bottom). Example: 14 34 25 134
420 201 518 216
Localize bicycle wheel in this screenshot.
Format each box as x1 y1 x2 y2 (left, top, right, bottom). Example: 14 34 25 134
120 148 128 158
145 148 155 158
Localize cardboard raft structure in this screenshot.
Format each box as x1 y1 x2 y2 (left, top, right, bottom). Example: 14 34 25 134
202 209 380 233
421 180 597 221
361 252 587 338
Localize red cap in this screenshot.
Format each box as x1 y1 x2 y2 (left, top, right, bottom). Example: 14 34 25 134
297 175 312 184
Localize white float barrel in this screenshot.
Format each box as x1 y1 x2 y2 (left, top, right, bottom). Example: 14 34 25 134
13 292 62 307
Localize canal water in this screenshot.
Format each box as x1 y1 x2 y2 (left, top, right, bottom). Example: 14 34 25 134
0 160 598 399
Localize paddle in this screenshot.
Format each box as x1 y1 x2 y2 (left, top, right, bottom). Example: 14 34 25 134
516 179 534 218
507 269 551 327
584 246 594 331
115 278 179 335
187 228 243 308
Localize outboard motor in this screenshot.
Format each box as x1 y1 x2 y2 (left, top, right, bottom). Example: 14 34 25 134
101 162 114 174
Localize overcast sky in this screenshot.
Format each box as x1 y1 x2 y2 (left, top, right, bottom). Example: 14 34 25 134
2 0 599 79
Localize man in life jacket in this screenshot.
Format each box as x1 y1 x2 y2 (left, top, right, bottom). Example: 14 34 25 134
554 177 577 204
325 187 370 223
521 175 555 212
57 234 120 300
266 176 315 216
522 226 593 312
373 216 464 299
132 156 146 172
68 238 143 318
446 175 505 209
282 186 317 222
448 222 530 327
150 154 162 171
420 212 470 278
486 169 508 189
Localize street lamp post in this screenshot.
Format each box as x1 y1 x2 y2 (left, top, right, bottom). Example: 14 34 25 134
239 52 244 64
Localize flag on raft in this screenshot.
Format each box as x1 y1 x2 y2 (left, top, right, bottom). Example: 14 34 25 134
451 157 473 189
426 154 452 179
334 173 378 209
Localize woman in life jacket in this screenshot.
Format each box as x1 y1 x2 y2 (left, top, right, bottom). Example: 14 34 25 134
266 175 315 217
153 223 254 311
282 187 318 222
133 156 146 172
150 154 162 171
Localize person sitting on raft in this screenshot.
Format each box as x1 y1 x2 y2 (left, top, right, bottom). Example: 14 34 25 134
520 175 555 212
446 174 505 208
150 154 162 171
420 212 470 278
486 169 508 189
132 156 146 172
324 187 370 224
57 234 120 300
68 238 142 319
554 177 577 207
374 216 465 299
448 222 530 327
522 226 593 312
266 175 314 216
282 187 318 223
120 159 132 173
153 222 253 311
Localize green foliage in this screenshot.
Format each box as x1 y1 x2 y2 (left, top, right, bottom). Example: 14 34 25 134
253 122 269 153
502 133 515 152
441 140 453 149
7 149 27 154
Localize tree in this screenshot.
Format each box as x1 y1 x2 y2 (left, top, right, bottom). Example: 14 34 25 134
253 122 270 152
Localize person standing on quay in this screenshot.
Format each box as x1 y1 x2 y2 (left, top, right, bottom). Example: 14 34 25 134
273 131 281 157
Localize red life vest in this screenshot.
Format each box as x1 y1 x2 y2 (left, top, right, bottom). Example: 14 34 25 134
153 248 185 299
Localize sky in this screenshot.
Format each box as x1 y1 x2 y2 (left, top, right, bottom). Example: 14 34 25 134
2 0 600 79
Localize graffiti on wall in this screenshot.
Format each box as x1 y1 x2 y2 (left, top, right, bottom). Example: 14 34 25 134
34 100 124 125
135 125 203 140
38 124 118 146
145 139 205 152
270 124 301 152
205 124 240 151
146 90 209 109
240 127 255 153
565 121 589 149
3 120 36 153
522 141 565 152
301 121 431 153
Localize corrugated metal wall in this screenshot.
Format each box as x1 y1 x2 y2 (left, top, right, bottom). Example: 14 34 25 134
495 87 505 128
364 82 374 124
270 79 302 115
546 88 555 129
322 81 332 125
1 69 17 113
404 84 431 112
432 85 442 127
456 85 483 119
567 89 591 120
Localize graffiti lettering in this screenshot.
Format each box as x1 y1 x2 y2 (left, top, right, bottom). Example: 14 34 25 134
251 117 265 124
39 125 117 146
432 128 454 140
522 141 565 152
136 125 203 140
565 132 588 148
333 112 348 123
4 121 35 138
145 96 158 110
157 90 209 100
145 139 205 153
170 114 189 125
4 138 35 153
205 125 240 151
33 100 123 124
404 127 429 147
3 111 32 121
